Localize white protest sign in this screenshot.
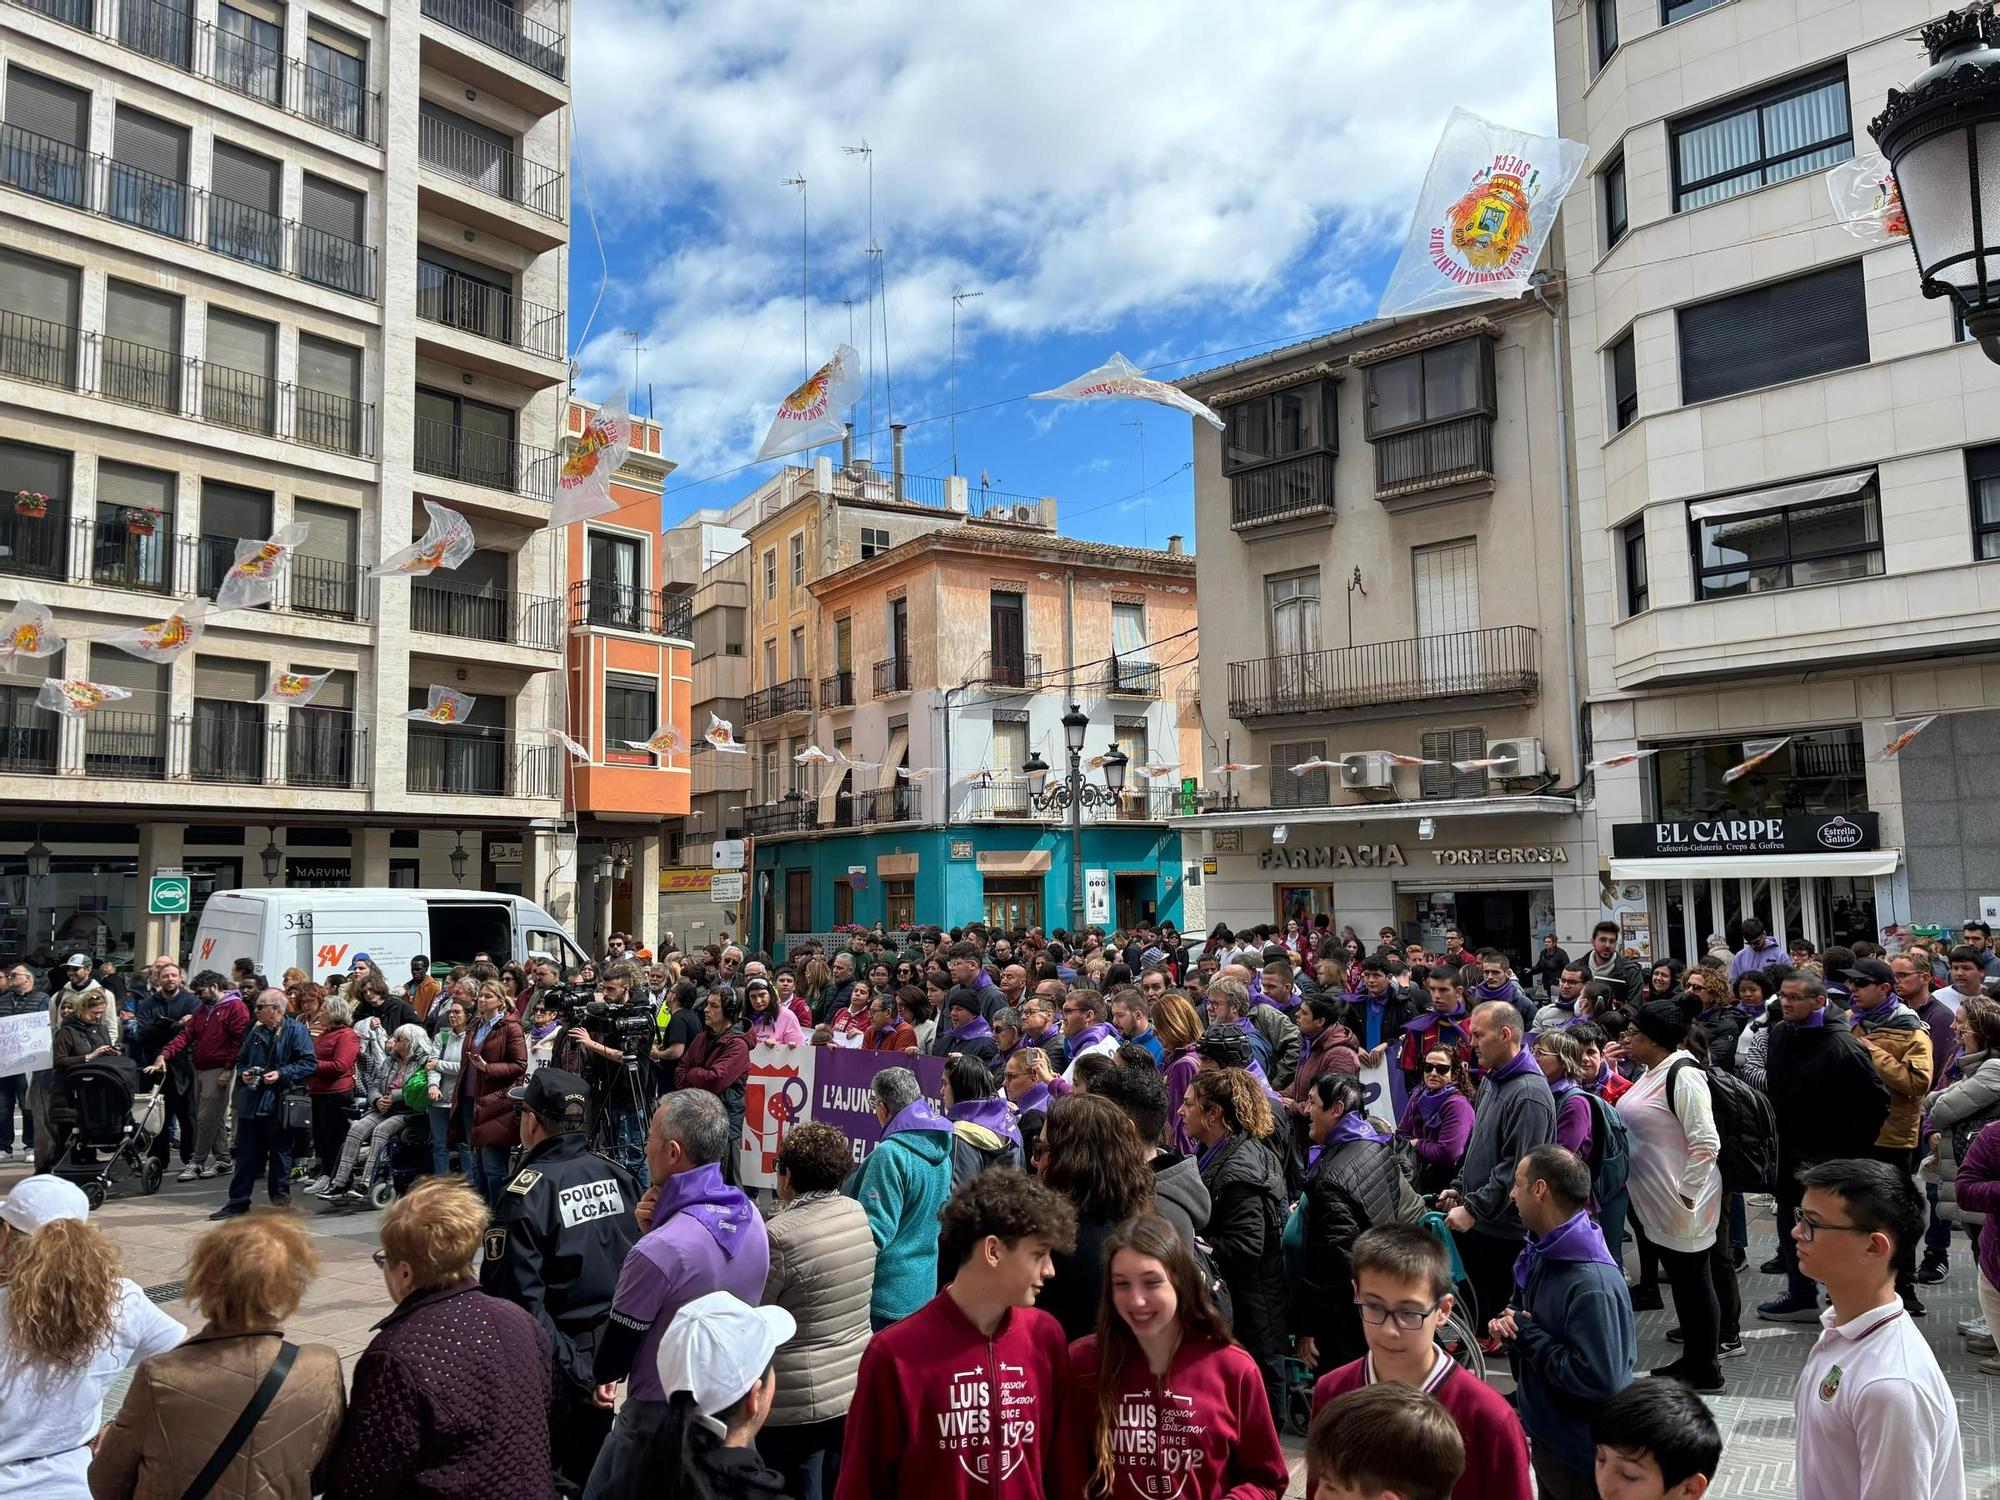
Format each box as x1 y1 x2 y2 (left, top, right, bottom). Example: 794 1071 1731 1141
0 1012 52 1078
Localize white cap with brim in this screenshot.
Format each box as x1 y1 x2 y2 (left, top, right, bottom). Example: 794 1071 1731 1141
655 1290 796 1424
65 953 90 970
0 1174 90 1233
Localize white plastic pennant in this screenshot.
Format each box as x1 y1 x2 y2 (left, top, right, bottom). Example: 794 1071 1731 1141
1377 108 1588 318
37 677 131 717
374 501 474 578
623 724 685 758
1031 352 1225 431
1878 716 1937 760
405 685 476 725
1134 759 1180 780
258 669 332 707
1722 736 1791 785
795 745 835 765
705 714 746 754
1382 752 1440 767
756 347 859 462
898 766 942 782
546 728 592 762
1828 153 1910 244
1209 761 1263 774
102 601 209 663
0 601 62 662
1452 755 1517 773
1288 757 1341 775
839 755 881 772
1586 748 1660 771
550 391 633 529
965 767 1000 786
214 524 308 611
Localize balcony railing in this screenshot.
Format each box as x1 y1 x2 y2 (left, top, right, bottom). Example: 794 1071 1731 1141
0 707 371 786
407 725 558 799
565 580 692 639
0 717 60 775
284 715 368 788
180 711 277 784
0 308 79 390
420 0 567 80
413 415 557 501
204 13 283 105
742 678 812 724
1373 415 1495 495
417 111 565 221
1106 658 1161 697
289 56 378 143
1230 452 1337 529
963 779 1038 820
873 656 911 696
0 123 377 298
415 260 563 358
820 671 855 709
410 579 562 651
850 785 917 826
746 801 815 837
84 709 167 780
1227 625 1540 719
972 650 1041 690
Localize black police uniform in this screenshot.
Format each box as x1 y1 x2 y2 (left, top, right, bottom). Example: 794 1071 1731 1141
480 1124 641 1496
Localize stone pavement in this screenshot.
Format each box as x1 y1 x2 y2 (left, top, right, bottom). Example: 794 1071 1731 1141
7 1156 1996 1497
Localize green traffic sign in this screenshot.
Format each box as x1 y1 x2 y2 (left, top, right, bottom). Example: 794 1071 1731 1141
148 874 190 916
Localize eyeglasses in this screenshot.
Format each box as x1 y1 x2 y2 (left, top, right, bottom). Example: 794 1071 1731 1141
1422 1063 1453 1075
371 1249 388 1268
1795 1212 1873 1243
1352 1296 1445 1331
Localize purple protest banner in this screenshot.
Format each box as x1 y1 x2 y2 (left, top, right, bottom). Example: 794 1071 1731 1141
736 1043 945 1190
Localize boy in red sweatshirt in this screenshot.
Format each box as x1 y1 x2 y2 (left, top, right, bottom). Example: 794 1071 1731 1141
836 1167 1078 1500
1310 1225 1532 1500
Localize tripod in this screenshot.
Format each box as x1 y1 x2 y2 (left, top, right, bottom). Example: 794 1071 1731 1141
584 1050 653 1177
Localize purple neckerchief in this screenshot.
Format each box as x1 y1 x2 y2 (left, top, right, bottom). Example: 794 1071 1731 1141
949 1095 1021 1147
1022 1024 1063 1052
945 1015 994 1044
1197 1135 1230 1172
654 1163 757 1260
1512 1208 1618 1289
1589 1061 1616 1095
885 1097 954 1137
1013 1082 1050 1115
1069 1021 1114 1053
1403 1005 1467 1038
1550 1077 1579 1102
1328 1110 1392 1146
1471 979 1519 1004
530 1019 562 1045
1485 1046 1540 1085
1414 1083 1461 1128
1787 1009 1828 1030
873 1020 903 1045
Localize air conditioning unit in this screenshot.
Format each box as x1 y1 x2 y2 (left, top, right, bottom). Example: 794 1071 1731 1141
1338 751 1397 799
1011 503 1037 523
984 504 1011 520
1487 737 1547 780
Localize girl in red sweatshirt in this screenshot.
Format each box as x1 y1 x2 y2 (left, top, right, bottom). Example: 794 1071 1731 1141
1058 1214 1288 1500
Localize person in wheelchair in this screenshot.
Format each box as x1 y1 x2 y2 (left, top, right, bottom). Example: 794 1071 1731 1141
317 1023 434 1204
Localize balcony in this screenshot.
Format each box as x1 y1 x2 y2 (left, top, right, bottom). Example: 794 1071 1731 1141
420 0 566 81
413 415 556 502
83 709 166 780
1230 453 1337 530
1106 658 1161 697
415 260 563 360
1373 414 1494 498
283 715 369 788
873 656 911 697
820 670 855 709
746 800 814 837
417 111 564 222
0 123 377 298
0 716 59 775
963 778 1038 820
850 785 917 826
411 580 561 652
972 650 1041 691
742 678 811 725
566 580 692 640
407 725 558 799
1227 625 1539 722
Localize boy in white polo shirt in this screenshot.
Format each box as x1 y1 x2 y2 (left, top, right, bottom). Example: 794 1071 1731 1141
1791 1158 1963 1500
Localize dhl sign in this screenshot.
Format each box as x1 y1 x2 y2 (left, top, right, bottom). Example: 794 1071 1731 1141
659 869 714 894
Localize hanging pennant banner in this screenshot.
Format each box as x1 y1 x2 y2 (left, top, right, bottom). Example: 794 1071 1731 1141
546 727 592 762
795 745 834 765
1134 759 1180 780
1452 755 1517 773
38 678 132 717
405 685 476 725
373 501 474 578
898 766 941 781
1030 352 1226 431
1382 752 1441 767
214 524 309 611
1377 108 1588 318
1288 757 1341 775
623 724 686 759
1587 748 1660 771
1722 736 1791 785
1878 715 1937 759
0 601 62 662
705 713 746 754
1828 153 1909 243
259 669 332 707
756 346 859 462
1209 761 1263 774
549 391 633 529
102 601 208 663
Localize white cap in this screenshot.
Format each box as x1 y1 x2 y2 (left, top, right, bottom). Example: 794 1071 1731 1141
65 953 90 969
0 1174 90 1232
654 1290 795 1419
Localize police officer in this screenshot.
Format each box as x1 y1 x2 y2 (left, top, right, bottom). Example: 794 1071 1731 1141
480 1068 640 1497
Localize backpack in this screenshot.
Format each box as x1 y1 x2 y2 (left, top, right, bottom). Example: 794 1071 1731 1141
1578 1090 1631 1205
1669 1057 1778 1193
1190 1232 1235 1324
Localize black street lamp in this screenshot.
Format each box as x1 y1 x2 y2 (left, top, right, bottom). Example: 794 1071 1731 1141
1020 703 1127 931
450 835 470 883
1871 6 2000 361
259 830 282 882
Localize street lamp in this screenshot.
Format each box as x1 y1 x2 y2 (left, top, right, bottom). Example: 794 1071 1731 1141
259 830 282 882
1871 6 2000 362
24 834 50 880
1020 704 1126 932
449 835 469 883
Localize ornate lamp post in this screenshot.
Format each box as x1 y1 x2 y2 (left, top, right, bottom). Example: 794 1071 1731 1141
1871 6 2000 362
1021 703 1128 932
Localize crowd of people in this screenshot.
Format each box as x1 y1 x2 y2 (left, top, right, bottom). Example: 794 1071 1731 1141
0 911 1991 1498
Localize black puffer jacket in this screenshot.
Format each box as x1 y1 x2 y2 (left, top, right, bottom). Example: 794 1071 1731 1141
1197 1133 1288 1384
1294 1134 1403 1373
1694 1003 1748 1074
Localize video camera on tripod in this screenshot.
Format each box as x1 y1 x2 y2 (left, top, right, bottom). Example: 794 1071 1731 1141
553 984 654 1058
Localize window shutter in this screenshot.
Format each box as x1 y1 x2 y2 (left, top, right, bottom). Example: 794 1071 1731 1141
0 251 80 328
298 668 353 710
300 174 365 242
98 462 175 516
105 280 181 352
194 654 263 700
1679 261 1868 404
1420 730 1452 799
0 441 70 504
293 499 355 563
211 142 280 212
1272 740 1327 808
5 71 88 146
113 106 188 181
89 647 166 696
200 481 271 536
204 309 274 378
297 334 358 400
1450 727 1488 798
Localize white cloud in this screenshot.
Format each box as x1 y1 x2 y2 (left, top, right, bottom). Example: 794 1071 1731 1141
569 0 1558 486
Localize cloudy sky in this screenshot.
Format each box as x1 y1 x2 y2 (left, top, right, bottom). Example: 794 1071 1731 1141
567 1 1559 547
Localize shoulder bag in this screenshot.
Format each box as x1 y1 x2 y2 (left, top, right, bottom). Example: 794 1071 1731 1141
179 1339 297 1500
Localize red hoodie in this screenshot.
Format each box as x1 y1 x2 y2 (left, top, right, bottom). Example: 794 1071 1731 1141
1056 1333 1287 1500
156 995 251 1071
835 1289 1069 1500
1311 1350 1532 1500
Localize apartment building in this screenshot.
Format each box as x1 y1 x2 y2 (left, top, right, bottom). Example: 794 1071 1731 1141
0 0 573 964
1555 0 2000 959
1176 295 1595 970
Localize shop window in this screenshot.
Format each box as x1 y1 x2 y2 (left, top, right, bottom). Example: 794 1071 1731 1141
983 876 1042 932
1651 724 1866 820
1420 727 1487 800
1272 739 1330 808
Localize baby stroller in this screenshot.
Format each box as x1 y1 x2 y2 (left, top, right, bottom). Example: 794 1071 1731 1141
49 1056 166 1208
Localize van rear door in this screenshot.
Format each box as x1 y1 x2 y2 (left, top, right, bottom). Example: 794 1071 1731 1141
309 900 430 988
189 893 273 978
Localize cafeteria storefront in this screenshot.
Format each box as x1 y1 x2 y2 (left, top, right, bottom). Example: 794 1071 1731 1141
1606 813 1897 963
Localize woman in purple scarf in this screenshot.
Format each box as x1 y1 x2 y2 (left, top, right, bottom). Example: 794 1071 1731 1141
1396 1046 1476 1195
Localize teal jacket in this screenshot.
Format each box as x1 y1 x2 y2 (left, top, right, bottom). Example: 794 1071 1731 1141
847 1102 954 1322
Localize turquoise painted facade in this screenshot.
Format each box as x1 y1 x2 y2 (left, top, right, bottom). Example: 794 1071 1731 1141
751 823 1184 948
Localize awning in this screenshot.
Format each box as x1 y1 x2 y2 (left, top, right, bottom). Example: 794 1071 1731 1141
1687 469 1874 522
880 725 908 789
1609 850 1900 880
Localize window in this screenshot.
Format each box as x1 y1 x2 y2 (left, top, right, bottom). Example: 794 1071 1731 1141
1671 68 1852 213
1692 473 1883 598
198 481 270 597
215 1 284 104
1265 571 1321 657
1653 725 1865 820
1610 329 1638 432
304 20 368 139
1221 380 1337 473
1413 541 1480 638
784 869 812 932
2 70 89 209
191 656 266 783
292 499 358 618
762 746 780 803
288 668 358 786
1623 520 1649 614
209 142 281 267
790 532 805 586
94 463 175 591
833 877 855 927
1663 0 1728 24
989 591 1027 682
1970 446 2000 560
789 626 806 680
1272 740 1330 808
414 387 516 490
834 615 852 671
299 175 370 296
0 439 71 581
1679 262 1868 405
1364 339 1493 437
202 308 276 434
1595 0 1619 67
1110 600 1148 689
110 106 189 238
605 675 657 751
763 547 777 600
1420 728 1488 800
860 526 890 559
296 335 363 454
120 0 192 68
762 639 778 689
587 532 643 627
419 100 514 199
1603 153 1628 248
0 249 80 389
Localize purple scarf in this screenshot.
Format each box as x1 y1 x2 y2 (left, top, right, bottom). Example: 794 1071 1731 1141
1550 1077 1578 1102
1069 1021 1114 1053
1013 1082 1051 1115
1512 1208 1618 1289
1414 1083 1461 1129
1403 1005 1468 1039
655 1162 758 1259
1328 1110 1392 1146
946 1015 994 1045
1851 996 1901 1029
1787 1009 1828 1030
1485 1046 1540 1086
949 1095 1021 1146
885 1098 954 1137
1588 1061 1616 1095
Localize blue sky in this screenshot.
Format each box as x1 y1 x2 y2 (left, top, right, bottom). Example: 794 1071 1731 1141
567 1 1559 549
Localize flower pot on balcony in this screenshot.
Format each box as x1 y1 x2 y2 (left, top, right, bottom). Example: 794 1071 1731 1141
12 491 48 520
123 510 158 538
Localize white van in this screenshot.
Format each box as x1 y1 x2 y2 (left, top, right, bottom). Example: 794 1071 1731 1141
189 888 589 988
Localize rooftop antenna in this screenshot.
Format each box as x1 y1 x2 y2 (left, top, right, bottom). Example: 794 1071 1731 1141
950 286 983 480
841 295 859 427
841 140 876 458
619 330 647 400
780 173 809 379
1122 420 1148 548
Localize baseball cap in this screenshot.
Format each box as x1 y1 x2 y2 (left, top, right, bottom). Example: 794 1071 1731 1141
507 1067 589 1120
65 953 90 970
349 952 373 969
1193 1023 1253 1070
655 1291 796 1418
0 1174 90 1233
1842 958 1896 987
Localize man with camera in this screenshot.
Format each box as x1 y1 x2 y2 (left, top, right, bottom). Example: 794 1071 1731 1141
482 1067 641 1497
562 962 654 1186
